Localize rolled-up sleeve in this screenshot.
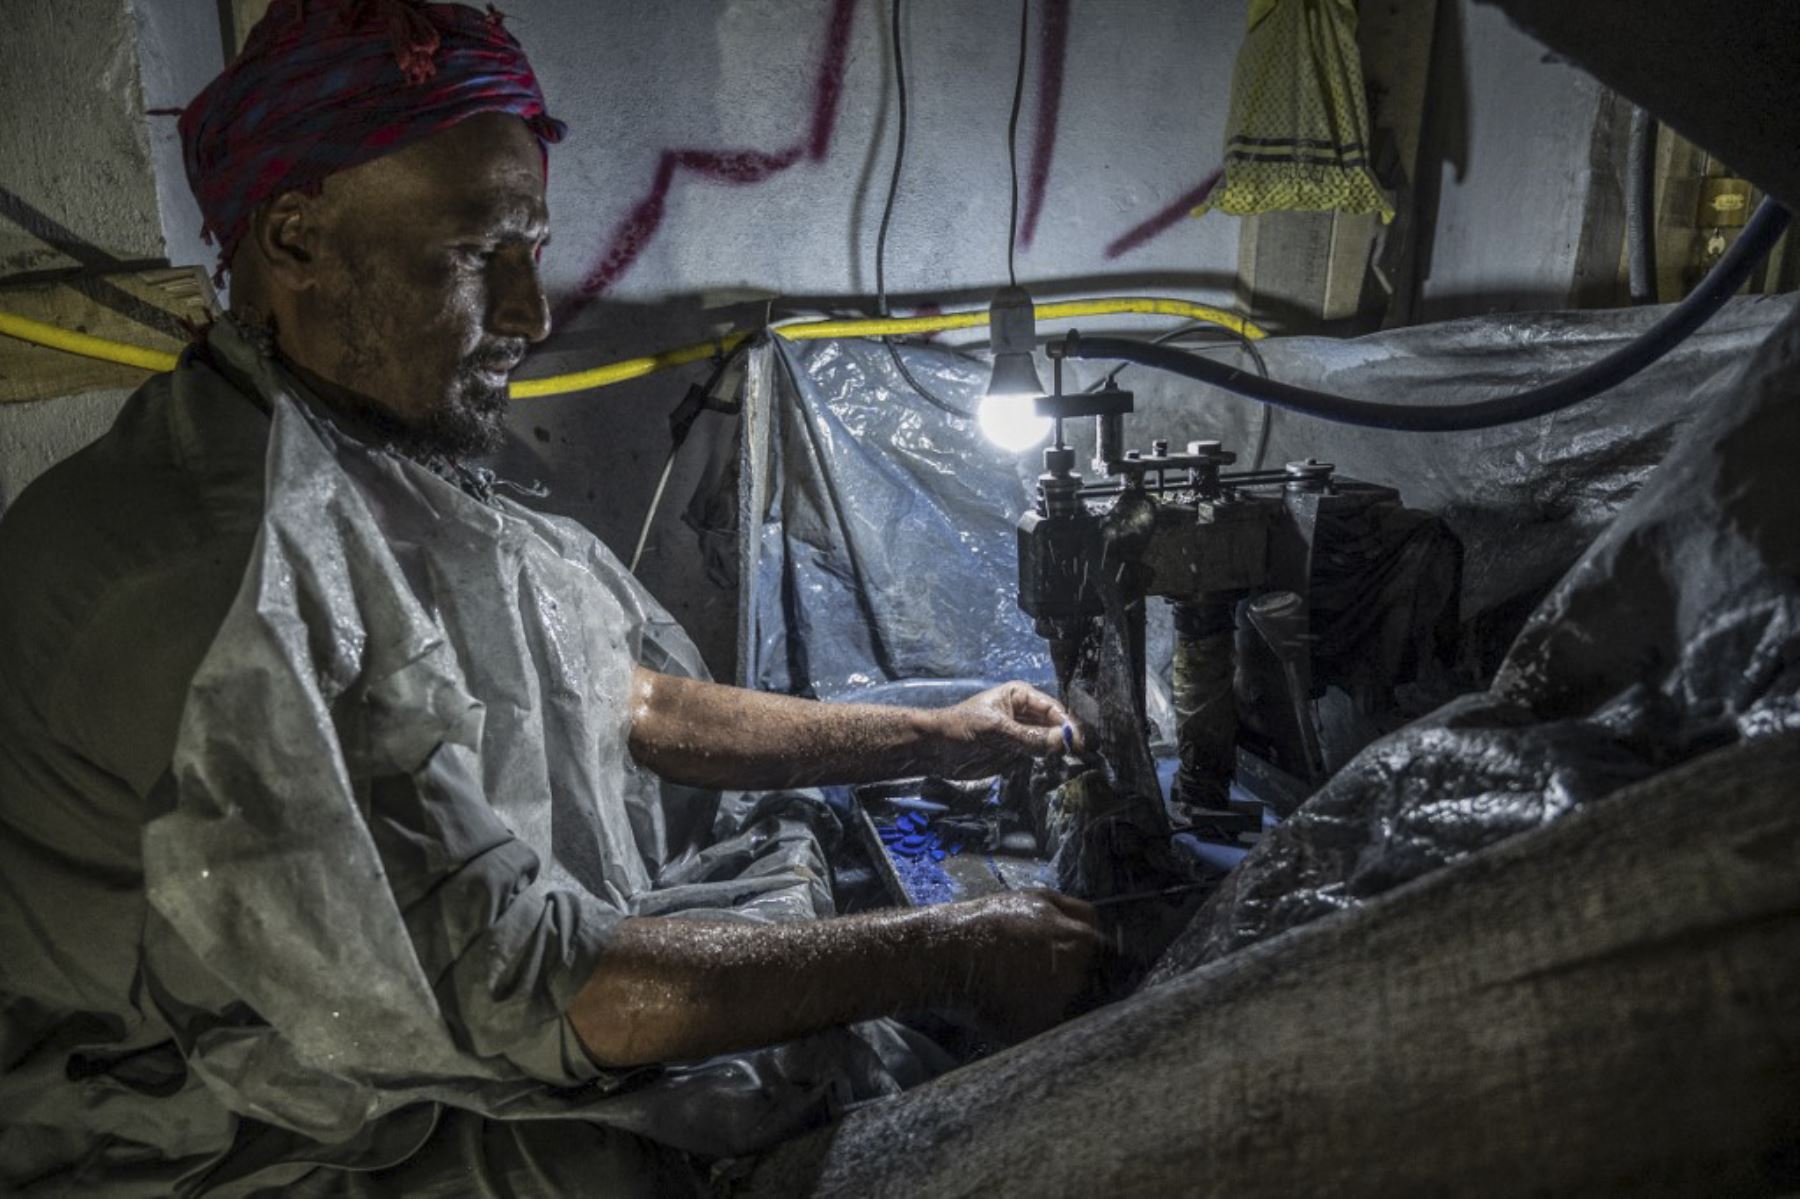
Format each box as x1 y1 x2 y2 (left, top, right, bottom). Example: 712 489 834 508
367 743 618 1084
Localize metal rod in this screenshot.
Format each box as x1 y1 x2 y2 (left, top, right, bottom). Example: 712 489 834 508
1089 882 1213 908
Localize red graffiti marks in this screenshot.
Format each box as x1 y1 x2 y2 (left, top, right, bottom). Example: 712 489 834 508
1104 168 1223 259
568 0 858 306
1017 0 1069 251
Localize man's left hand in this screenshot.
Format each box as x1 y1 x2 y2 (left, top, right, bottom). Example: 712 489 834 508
929 682 1079 779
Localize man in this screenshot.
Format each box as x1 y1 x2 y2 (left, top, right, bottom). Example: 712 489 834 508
0 2 1098 1193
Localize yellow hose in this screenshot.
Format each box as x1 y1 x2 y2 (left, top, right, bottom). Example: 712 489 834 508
0 308 181 373
0 296 1265 400
513 298 1264 398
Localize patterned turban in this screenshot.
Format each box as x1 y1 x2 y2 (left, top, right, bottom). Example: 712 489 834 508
178 0 566 281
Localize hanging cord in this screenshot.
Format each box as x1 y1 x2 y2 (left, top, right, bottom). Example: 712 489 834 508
884 0 1033 418
874 0 973 417
874 0 908 319
628 339 752 575
1005 0 1029 287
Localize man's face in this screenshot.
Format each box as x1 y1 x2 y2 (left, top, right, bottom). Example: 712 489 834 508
274 113 552 458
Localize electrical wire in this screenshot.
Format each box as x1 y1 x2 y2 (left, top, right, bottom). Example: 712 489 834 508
1088 320 1274 468
1005 0 1029 287
885 337 974 417
1067 198 1792 433
627 339 752 576
628 441 680 575
1093 321 1267 391
869 0 978 418
874 0 908 319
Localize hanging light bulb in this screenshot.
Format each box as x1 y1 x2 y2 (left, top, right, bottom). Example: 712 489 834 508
980 285 1050 452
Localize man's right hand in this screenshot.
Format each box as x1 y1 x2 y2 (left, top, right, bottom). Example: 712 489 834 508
947 889 1104 1042
570 887 1105 1068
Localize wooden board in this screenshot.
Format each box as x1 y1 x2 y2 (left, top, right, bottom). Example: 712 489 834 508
0 267 214 404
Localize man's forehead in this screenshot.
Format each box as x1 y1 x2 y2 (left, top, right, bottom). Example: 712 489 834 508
335 115 548 233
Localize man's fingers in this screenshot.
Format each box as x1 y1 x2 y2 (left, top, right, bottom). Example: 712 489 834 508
999 716 1064 757
1006 683 1067 728
1031 888 1100 929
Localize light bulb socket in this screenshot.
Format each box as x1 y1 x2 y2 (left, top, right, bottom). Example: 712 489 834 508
986 285 1043 398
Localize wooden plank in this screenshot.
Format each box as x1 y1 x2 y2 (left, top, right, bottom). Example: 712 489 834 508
1360 0 1441 328
0 267 214 404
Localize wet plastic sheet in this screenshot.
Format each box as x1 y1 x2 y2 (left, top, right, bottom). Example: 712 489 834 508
139 326 934 1182
1144 296 1799 630
1149 296 1800 979
747 339 1051 702
744 299 1795 705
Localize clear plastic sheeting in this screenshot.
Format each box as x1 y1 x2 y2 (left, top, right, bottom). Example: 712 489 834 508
139 324 936 1186
747 339 1051 702
741 298 1795 706
1126 297 1798 643
1148 298 1800 980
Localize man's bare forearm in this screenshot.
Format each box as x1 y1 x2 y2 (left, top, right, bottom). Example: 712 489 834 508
627 667 942 789
566 892 1100 1068
626 667 1071 791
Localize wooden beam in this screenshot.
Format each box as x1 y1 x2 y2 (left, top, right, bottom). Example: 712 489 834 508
0 268 214 404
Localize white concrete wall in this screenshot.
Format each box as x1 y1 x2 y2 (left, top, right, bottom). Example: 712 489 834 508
0 0 167 514
2 0 1613 675
497 0 1255 672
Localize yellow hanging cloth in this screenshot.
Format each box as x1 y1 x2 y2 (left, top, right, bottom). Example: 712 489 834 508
1195 0 1395 222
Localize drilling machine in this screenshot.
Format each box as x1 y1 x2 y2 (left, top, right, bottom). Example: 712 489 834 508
1016 343 1451 846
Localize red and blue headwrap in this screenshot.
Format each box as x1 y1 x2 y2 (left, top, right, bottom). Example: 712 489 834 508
179 0 566 282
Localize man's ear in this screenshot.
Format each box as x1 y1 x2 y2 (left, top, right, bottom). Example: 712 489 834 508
248 190 321 292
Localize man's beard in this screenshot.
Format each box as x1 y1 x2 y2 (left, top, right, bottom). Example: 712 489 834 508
344 350 516 461
420 364 512 458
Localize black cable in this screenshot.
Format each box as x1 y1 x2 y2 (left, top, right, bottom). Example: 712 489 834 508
1627 105 1660 306
875 0 908 318
1090 321 1274 468
886 338 975 418
1093 322 1267 391
1067 198 1791 434
871 0 972 418
1005 0 1029 287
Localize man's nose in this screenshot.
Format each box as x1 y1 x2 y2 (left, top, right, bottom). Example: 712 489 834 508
490 251 551 344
